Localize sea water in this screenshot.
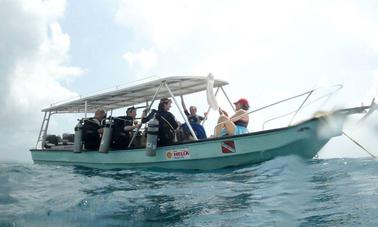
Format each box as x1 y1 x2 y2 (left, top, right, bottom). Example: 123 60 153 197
1 156 377 226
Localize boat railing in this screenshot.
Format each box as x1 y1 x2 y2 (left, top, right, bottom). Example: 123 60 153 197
214 84 343 133
261 84 343 129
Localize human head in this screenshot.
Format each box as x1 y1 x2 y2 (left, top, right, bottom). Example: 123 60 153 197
189 106 197 115
234 98 249 111
158 98 172 111
126 107 137 118
94 109 106 121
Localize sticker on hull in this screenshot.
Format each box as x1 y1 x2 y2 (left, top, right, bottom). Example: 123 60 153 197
221 140 236 153
166 148 190 160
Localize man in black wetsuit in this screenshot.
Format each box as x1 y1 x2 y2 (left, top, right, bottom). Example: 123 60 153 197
112 107 141 149
82 109 106 150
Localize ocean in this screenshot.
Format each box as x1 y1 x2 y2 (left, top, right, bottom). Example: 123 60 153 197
1 156 377 226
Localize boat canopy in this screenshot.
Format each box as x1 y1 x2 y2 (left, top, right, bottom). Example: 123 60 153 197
43 76 228 113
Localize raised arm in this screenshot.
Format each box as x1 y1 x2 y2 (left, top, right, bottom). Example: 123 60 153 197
219 108 229 117
181 95 190 116
181 95 188 112
141 109 156 124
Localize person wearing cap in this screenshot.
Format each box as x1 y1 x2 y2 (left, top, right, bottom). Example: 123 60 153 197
154 98 180 146
214 98 250 137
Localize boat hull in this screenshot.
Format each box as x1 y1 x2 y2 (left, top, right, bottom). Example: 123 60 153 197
30 116 341 170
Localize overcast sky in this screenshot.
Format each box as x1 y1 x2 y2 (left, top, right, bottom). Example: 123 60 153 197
1 0 378 162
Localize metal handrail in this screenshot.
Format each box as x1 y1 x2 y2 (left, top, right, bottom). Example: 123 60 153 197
214 84 343 133
262 84 343 129
128 82 163 148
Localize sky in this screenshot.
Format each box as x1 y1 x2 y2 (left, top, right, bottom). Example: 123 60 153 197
1 0 378 162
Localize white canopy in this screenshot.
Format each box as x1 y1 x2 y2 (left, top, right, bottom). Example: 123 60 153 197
43 76 229 113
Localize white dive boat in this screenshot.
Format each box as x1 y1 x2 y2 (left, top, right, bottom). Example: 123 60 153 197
30 76 374 170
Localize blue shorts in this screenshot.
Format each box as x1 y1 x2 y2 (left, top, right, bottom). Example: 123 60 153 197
220 125 248 136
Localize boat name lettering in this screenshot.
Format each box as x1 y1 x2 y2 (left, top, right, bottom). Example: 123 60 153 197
166 149 190 160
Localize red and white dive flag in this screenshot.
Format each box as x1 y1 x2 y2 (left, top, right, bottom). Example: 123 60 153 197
221 140 236 153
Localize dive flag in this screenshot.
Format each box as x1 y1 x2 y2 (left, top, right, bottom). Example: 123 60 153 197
221 140 236 153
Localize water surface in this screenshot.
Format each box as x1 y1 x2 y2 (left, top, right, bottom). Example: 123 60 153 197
1 156 377 226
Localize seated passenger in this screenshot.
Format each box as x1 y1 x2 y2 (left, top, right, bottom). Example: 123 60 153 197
82 109 106 150
112 107 141 149
181 123 207 140
180 95 207 139
156 98 180 146
214 98 250 137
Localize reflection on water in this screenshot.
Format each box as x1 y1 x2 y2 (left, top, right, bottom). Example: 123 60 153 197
0 175 18 205
1 156 378 226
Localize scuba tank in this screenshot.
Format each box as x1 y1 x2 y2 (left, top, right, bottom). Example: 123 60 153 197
73 119 83 153
146 116 159 156
99 118 113 153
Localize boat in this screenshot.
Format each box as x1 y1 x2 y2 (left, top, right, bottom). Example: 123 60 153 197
30 76 374 170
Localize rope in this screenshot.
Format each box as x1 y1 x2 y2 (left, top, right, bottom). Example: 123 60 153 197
343 131 376 159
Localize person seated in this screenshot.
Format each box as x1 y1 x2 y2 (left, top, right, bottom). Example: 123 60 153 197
82 109 106 150
112 107 141 149
214 98 250 137
181 123 207 140
155 98 180 146
43 134 60 148
180 95 207 139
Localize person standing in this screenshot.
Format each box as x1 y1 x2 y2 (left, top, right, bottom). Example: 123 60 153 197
155 98 180 146
180 95 206 124
180 95 207 139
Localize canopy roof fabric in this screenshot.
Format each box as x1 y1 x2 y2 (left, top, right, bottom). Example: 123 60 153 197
43 76 228 113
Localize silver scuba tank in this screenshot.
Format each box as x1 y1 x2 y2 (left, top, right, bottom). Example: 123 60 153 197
73 120 83 153
99 118 113 153
146 116 159 156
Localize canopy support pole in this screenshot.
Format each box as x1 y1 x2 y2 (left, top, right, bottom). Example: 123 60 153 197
220 86 235 111
128 83 164 148
164 82 198 141
84 100 88 118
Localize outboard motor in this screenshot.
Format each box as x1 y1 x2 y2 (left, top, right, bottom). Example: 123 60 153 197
146 116 159 156
74 120 83 153
99 118 113 153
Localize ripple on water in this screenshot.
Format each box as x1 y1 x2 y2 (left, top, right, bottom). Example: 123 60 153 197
1 156 378 226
